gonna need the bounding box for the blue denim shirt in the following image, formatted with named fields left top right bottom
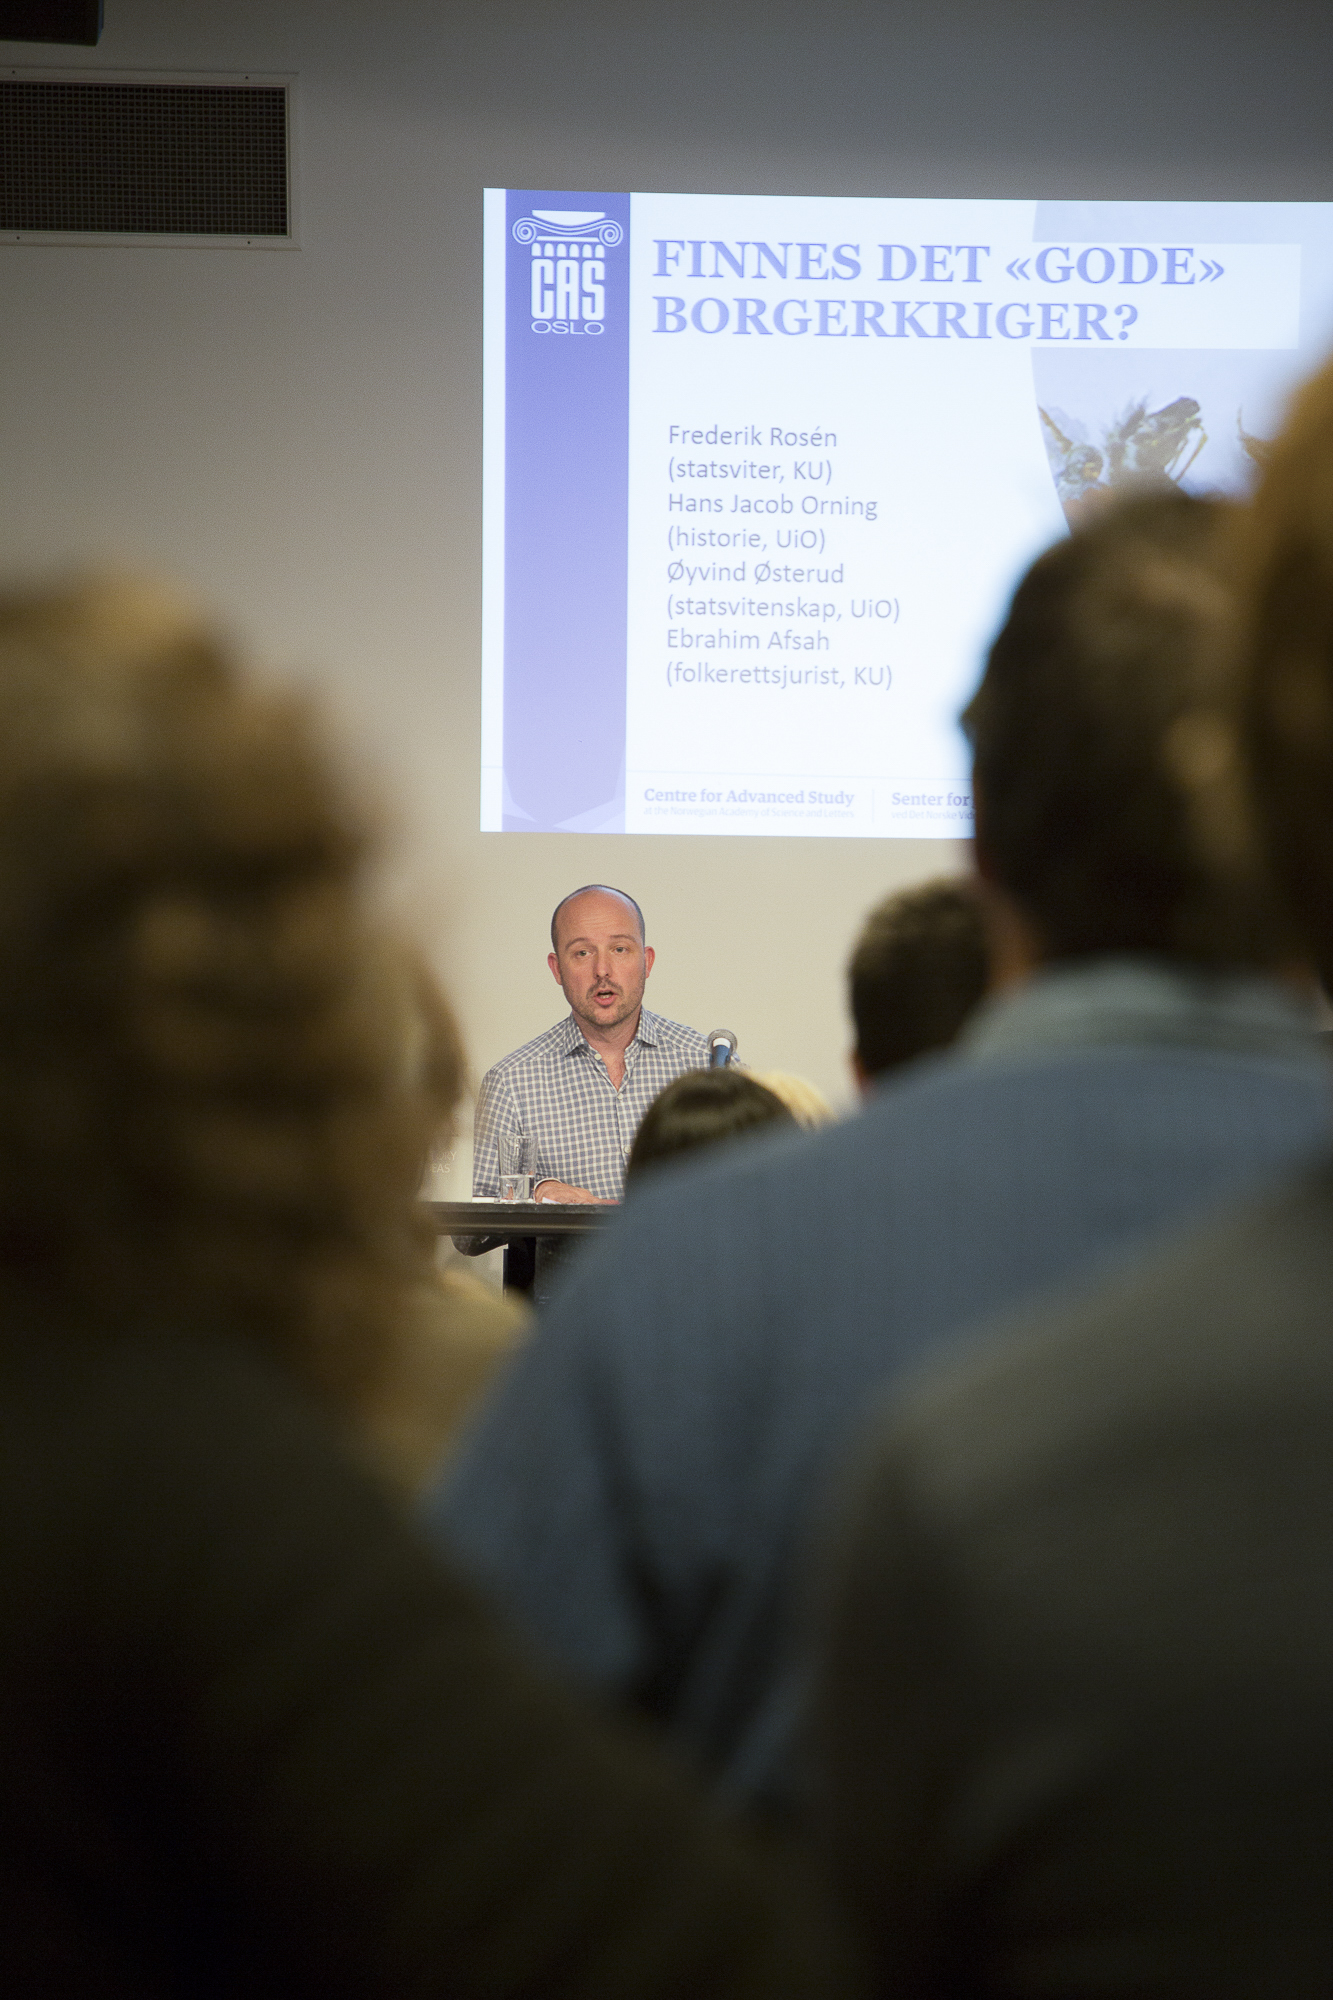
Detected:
left=427, top=958, right=1330, bottom=1808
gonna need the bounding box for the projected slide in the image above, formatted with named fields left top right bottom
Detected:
left=481, top=193, right=1333, bottom=837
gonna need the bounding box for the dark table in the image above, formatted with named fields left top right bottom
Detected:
left=429, top=1200, right=612, bottom=1295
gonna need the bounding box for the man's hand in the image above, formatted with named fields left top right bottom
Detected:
left=533, top=1180, right=612, bottom=1204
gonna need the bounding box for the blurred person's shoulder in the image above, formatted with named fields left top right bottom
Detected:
left=0, top=1322, right=384, bottom=1566
left=869, top=1157, right=1333, bottom=1503
left=612, top=1039, right=984, bottom=1226
left=361, top=1273, right=530, bottom=1495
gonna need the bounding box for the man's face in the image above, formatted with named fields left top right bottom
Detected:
left=549, top=891, right=654, bottom=1034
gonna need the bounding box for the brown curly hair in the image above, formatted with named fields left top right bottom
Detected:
left=0, top=577, right=453, bottom=1411
left=1240, top=358, right=1333, bottom=986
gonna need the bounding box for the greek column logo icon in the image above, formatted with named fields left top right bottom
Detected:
left=513, top=208, right=623, bottom=335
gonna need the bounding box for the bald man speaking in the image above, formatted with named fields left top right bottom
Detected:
left=472, top=885, right=711, bottom=1203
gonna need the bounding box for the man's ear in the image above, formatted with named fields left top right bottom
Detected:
left=851, top=1051, right=872, bottom=1096
left=643, top=945, right=655, bottom=978
left=548, top=950, right=564, bottom=987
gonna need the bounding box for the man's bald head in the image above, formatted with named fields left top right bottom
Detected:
left=550, top=885, right=646, bottom=954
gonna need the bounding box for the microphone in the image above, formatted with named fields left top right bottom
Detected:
left=707, top=1029, right=738, bottom=1069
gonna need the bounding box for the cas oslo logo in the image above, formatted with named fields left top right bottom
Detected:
left=514, top=208, right=623, bottom=336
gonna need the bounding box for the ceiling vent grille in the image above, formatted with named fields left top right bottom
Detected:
left=0, top=78, right=289, bottom=236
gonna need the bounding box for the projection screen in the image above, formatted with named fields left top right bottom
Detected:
left=482, top=192, right=1333, bottom=838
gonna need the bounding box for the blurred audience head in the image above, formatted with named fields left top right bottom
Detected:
left=963, top=490, right=1285, bottom=974
left=751, top=1070, right=835, bottom=1128
left=626, top=1068, right=795, bottom=1185
left=848, top=877, right=989, bottom=1088
left=0, top=576, right=434, bottom=1410
left=383, top=941, right=466, bottom=1179
left=1242, top=357, right=1333, bottom=989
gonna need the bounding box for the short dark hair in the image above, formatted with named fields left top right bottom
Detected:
left=625, top=1069, right=794, bottom=1185
left=848, top=878, right=988, bottom=1077
left=963, top=491, right=1278, bottom=967
left=550, top=884, right=646, bottom=953
left=1242, top=355, right=1333, bottom=985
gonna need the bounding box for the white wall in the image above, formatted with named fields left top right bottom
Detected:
left=2, top=0, right=1329, bottom=1162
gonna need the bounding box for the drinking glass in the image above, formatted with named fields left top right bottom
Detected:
left=498, top=1130, right=537, bottom=1201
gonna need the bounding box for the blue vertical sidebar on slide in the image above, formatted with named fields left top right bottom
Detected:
left=502, top=190, right=631, bottom=832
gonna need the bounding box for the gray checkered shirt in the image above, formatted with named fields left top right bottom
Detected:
left=472, top=1007, right=712, bottom=1201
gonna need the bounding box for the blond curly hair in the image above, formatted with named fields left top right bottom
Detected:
left=0, top=578, right=451, bottom=1412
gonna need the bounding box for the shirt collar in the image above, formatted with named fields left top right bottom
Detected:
left=633, top=1005, right=662, bottom=1048
left=961, top=955, right=1324, bottom=1069
left=556, top=1005, right=661, bottom=1056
